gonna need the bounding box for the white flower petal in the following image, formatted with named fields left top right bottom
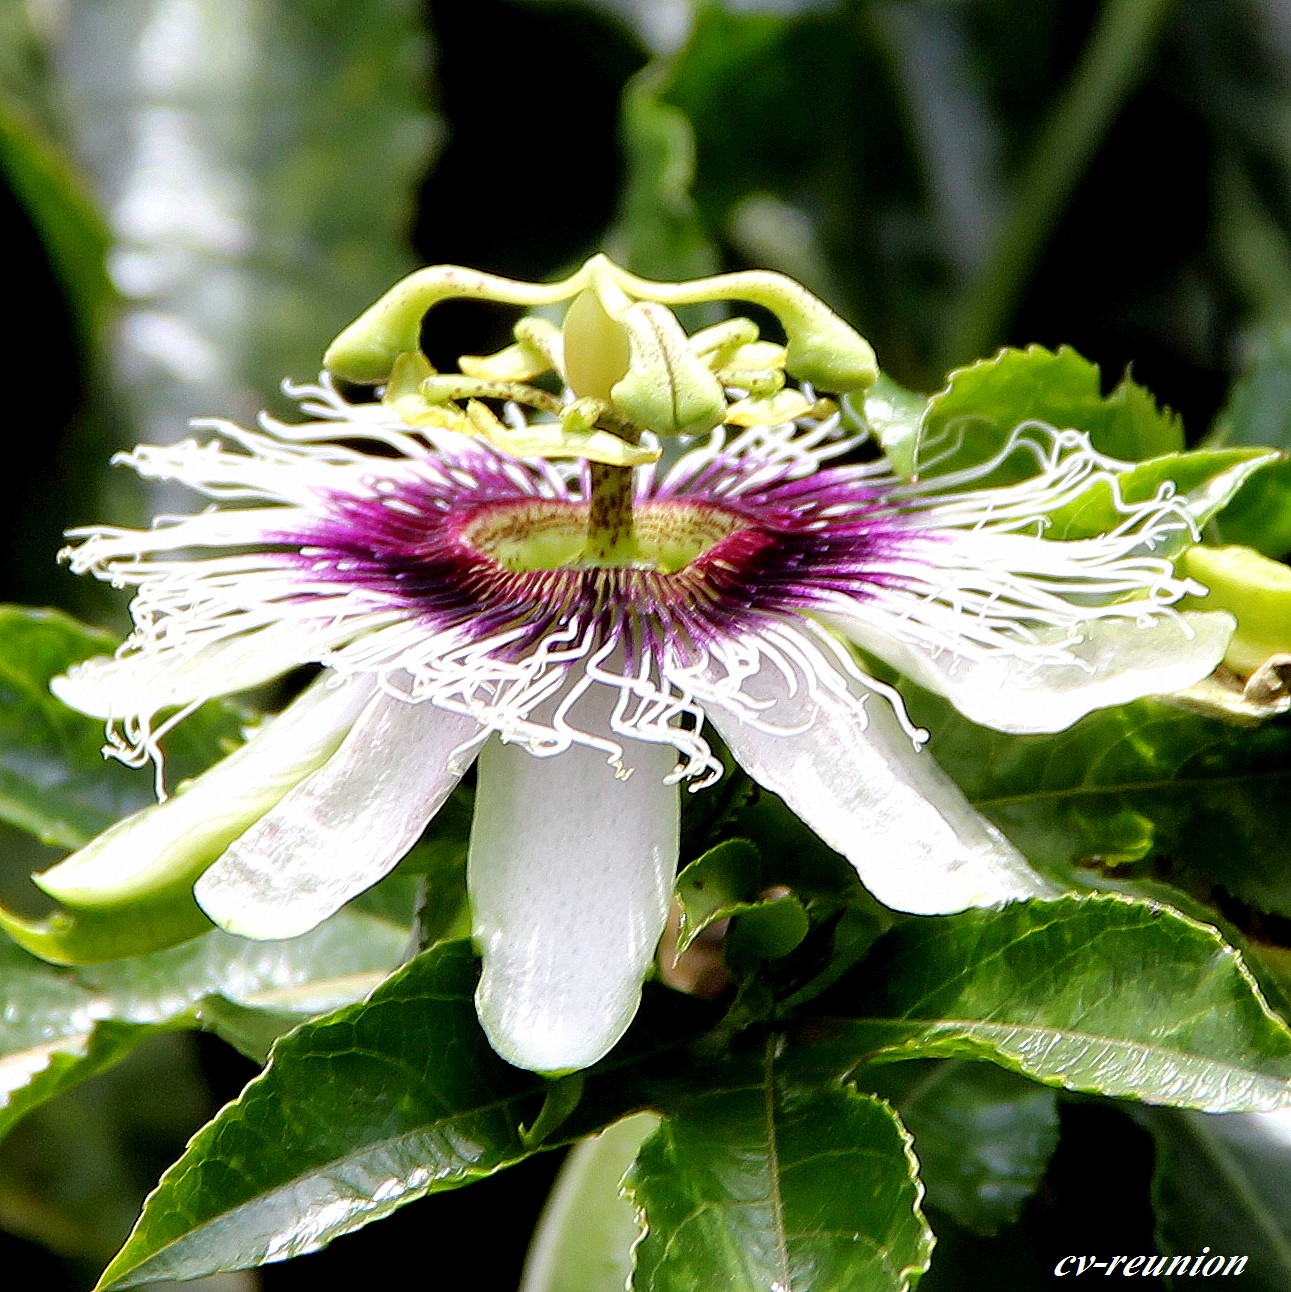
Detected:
left=468, top=729, right=679, bottom=1074
left=695, top=635, right=1054, bottom=915
left=52, top=622, right=323, bottom=721
left=195, top=692, right=481, bottom=940
left=834, top=608, right=1236, bottom=734
left=35, top=675, right=373, bottom=908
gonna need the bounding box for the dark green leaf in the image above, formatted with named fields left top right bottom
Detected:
left=674, top=838, right=808, bottom=962
left=859, top=1060, right=1059, bottom=1236
left=0, top=90, right=112, bottom=350
left=0, top=605, right=246, bottom=851
left=607, top=70, right=720, bottom=290
left=800, top=895, right=1291, bottom=1113
left=94, top=942, right=686, bottom=1289
left=905, top=686, right=1291, bottom=917
left=1142, top=1105, right=1291, bottom=1290
left=0, top=935, right=155, bottom=1141
left=628, top=1043, right=933, bottom=1292
left=919, top=345, right=1183, bottom=484
left=0, top=907, right=407, bottom=1129
left=1211, top=321, right=1291, bottom=558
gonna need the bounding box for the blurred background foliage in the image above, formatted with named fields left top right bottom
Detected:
left=3, top=0, right=1291, bottom=1287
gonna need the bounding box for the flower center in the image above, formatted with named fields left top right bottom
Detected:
left=462, top=499, right=749, bottom=574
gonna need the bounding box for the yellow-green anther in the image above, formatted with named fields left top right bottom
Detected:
left=1183, top=544, right=1291, bottom=674
left=469, top=398, right=658, bottom=467
left=459, top=337, right=552, bottom=383
left=513, top=316, right=564, bottom=370
left=562, top=289, right=632, bottom=403
left=465, top=399, right=512, bottom=440
left=724, top=339, right=788, bottom=372
left=612, top=302, right=727, bottom=438
left=560, top=396, right=611, bottom=436
left=382, top=352, right=469, bottom=430
left=725, top=389, right=822, bottom=428
left=716, top=366, right=786, bottom=397
left=688, top=317, right=760, bottom=360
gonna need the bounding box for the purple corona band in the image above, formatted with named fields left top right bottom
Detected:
left=271, top=435, right=916, bottom=669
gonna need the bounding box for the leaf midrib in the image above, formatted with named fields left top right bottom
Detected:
left=832, top=1015, right=1291, bottom=1106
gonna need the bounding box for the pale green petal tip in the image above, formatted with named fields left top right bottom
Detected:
left=1184, top=544, right=1291, bottom=674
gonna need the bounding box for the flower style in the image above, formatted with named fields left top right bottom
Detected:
left=21, top=262, right=1233, bottom=1074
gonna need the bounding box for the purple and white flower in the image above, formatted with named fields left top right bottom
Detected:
left=48, top=379, right=1231, bottom=1072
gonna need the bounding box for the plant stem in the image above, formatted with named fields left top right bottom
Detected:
left=942, top=0, right=1178, bottom=368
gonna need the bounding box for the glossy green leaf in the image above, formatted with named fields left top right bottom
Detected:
left=801, top=895, right=1291, bottom=1113
left=520, top=1113, right=658, bottom=1292
left=94, top=941, right=681, bottom=1290
left=674, top=838, right=807, bottom=964
left=1043, top=448, right=1278, bottom=547
left=0, top=605, right=246, bottom=851
left=0, top=906, right=407, bottom=1135
left=1211, top=320, right=1291, bottom=558
left=859, top=1060, right=1059, bottom=1236
left=0, top=936, right=152, bottom=1141
left=904, top=685, right=1291, bottom=916
left=1142, top=1106, right=1291, bottom=1290
left=628, top=1043, right=934, bottom=1292
left=919, top=345, right=1183, bottom=484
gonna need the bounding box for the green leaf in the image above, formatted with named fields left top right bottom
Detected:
left=0, top=605, right=245, bottom=851
left=94, top=941, right=685, bottom=1290
left=606, top=69, right=720, bottom=291
left=520, top=1114, right=658, bottom=1292
left=859, top=1060, right=1059, bottom=1236
left=905, top=686, right=1291, bottom=917
left=674, top=838, right=806, bottom=963
left=1211, top=320, right=1291, bottom=558
left=628, top=1041, right=934, bottom=1292
left=1141, top=1106, right=1291, bottom=1290
left=0, top=89, right=113, bottom=350
left=1042, top=448, right=1278, bottom=548
left=920, top=345, right=1184, bottom=484
left=0, top=936, right=156, bottom=1141
left=0, top=906, right=408, bottom=1132
left=675, top=839, right=762, bottom=954
left=800, top=895, right=1291, bottom=1113
left=844, top=374, right=927, bottom=479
